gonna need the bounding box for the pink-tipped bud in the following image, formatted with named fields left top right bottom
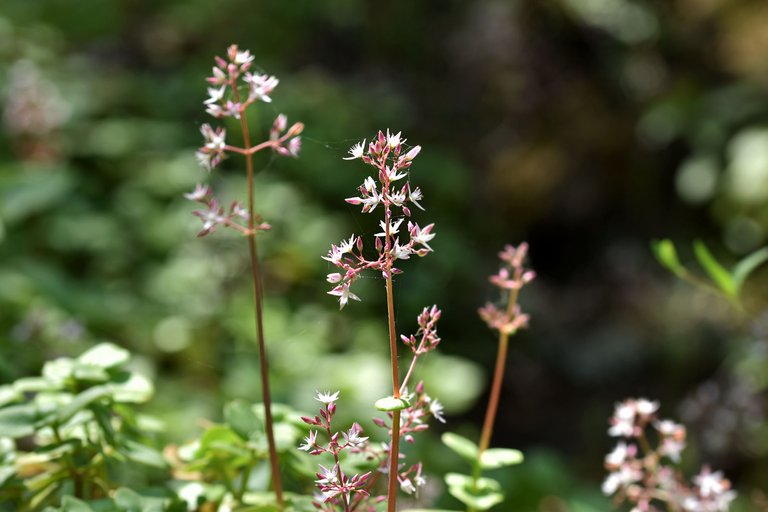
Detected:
left=404, top=145, right=421, bottom=161
left=372, top=417, right=386, bottom=427
left=327, top=273, right=342, bottom=283
left=405, top=434, right=415, bottom=444
left=287, top=122, right=304, bottom=137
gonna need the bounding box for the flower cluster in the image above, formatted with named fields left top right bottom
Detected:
left=184, top=184, right=270, bottom=237
left=300, top=391, right=373, bottom=509
left=400, top=305, right=441, bottom=356
left=186, top=45, right=303, bottom=236
left=324, top=130, right=435, bottom=309
left=479, top=243, right=535, bottom=334
left=604, top=398, right=736, bottom=511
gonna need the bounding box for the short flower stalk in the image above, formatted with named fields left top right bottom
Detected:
left=187, top=45, right=304, bottom=509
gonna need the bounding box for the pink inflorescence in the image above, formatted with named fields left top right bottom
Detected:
left=324, top=130, right=435, bottom=309
left=478, top=242, right=535, bottom=334
left=185, top=44, right=303, bottom=237
left=603, top=398, right=736, bottom=512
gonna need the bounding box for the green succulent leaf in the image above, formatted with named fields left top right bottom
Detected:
left=121, top=439, right=167, bottom=468
left=479, top=448, right=524, bottom=469
left=55, top=385, right=111, bottom=425
left=441, top=432, right=479, bottom=463
left=57, top=495, right=96, bottom=512
left=445, top=473, right=504, bottom=511
left=109, top=373, right=154, bottom=403
left=114, top=487, right=173, bottom=511
left=224, top=400, right=262, bottom=441
left=374, top=396, right=410, bottom=412
left=732, top=246, right=768, bottom=293
left=693, top=240, right=737, bottom=297
left=651, top=239, right=685, bottom=277
left=78, top=342, right=130, bottom=369
left=0, top=403, right=38, bottom=438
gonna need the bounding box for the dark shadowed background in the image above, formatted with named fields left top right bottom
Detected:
left=2, top=0, right=768, bottom=509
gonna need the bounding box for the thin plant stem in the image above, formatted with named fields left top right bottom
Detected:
left=236, top=94, right=284, bottom=508
left=400, top=354, right=419, bottom=395
left=475, top=266, right=523, bottom=488
left=53, top=425, right=82, bottom=499
left=384, top=203, right=402, bottom=512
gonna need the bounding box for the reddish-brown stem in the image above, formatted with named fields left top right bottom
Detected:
left=235, top=91, right=284, bottom=508
left=383, top=177, right=402, bottom=512
left=477, top=267, right=523, bottom=456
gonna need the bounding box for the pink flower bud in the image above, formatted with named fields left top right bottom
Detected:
left=404, top=145, right=421, bottom=161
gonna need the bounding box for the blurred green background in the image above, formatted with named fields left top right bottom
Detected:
left=2, top=0, right=768, bottom=509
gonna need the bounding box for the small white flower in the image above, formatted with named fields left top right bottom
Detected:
left=343, top=139, right=366, bottom=160
left=635, top=398, right=659, bottom=417
left=316, top=464, right=338, bottom=485
left=375, top=218, right=404, bottom=238
left=605, top=442, right=628, bottom=468
left=429, top=398, right=446, bottom=423
left=184, top=184, right=210, bottom=202
left=204, top=86, right=226, bottom=105
left=328, top=282, right=361, bottom=309
left=314, top=391, right=340, bottom=404
left=400, top=478, right=416, bottom=495
left=234, top=49, right=254, bottom=65
left=408, top=185, right=425, bottom=210
left=386, top=129, right=402, bottom=149
left=244, top=73, right=279, bottom=103
left=299, top=430, right=317, bottom=451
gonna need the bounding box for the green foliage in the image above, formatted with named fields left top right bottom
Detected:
left=0, top=343, right=168, bottom=510
left=174, top=401, right=309, bottom=510
left=374, top=395, right=410, bottom=412
left=652, top=238, right=768, bottom=303
left=441, top=433, right=523, bottom=510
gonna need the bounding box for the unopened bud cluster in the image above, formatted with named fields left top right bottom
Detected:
left=323, top=130, right=435, bottom=309
left=604, top=398, right=736, bottom=511
left=479, top=243, right=535, bottom=334
left=400, top=305, right=442, bottom=356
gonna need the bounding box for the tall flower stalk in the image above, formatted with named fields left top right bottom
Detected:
left=476, top=243, right=535, bottom=459
left=186, top=45, right=303, bottom=508
left=442, top=243, right=532, bottom=512
left=324, top=130, right=435, bottom=512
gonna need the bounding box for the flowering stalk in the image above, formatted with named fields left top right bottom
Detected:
left=300, top=386, right=444, bottom=511
left=325, top=130, right=435, bottom=512
left=604, top=398, right=736, bottom=511
left=477, top=244, right=534, bottom=458
left=187, top=45, right=304, bottom=508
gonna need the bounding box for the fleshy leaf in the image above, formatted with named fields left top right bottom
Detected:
left=224, top=400, right=262, bottom=441
left=441, top=432, right=479, bottom=462
left=693, top=240, right=736, bottom=297
left=374, top=396, right=410, bottom=412
left=0, top=403, right=37, bottom=438
left=78, top=342, right=130, bottom=369
left=445, top=473, right=504, bottom=511
left=732, top=246, right=768, bottom=293
left=651, top=239, right=685, bottom=277
left=479, top=448, right=524, bottom=469
left=56, top=386, right=111, bottom=424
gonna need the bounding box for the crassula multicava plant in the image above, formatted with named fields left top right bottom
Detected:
left=442, top=243, right=533, bottom=511
left=186, top=44, right=304, bottom=508
left=323, top=131, right=437, bottom=511
left=604, top=398, right=736, bottom=511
